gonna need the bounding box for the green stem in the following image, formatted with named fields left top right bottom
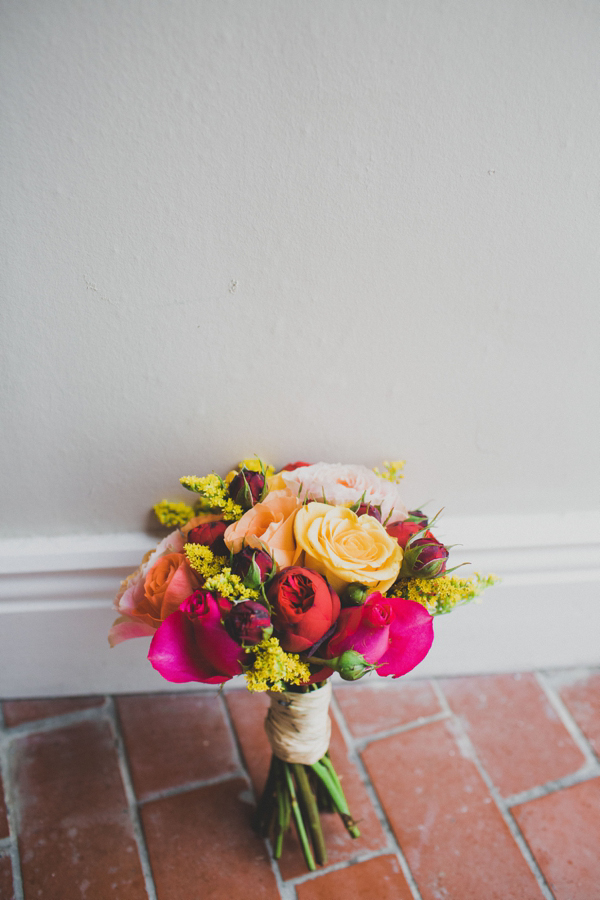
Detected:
left=274, top=759, right=289, bottom=859
left=292, top=764, right=327, bottom=866
left=311, top=758, right=360, bottom=839
left=284, top=763, right=316, bottom=871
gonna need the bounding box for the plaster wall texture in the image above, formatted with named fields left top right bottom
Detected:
left=1, top=0, right=599, bottom=539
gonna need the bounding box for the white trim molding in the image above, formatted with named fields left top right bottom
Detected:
left=1, top=513, right=599, bottom=698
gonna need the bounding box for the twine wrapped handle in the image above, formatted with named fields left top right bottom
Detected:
left=264, top=682, right=332, bottom=765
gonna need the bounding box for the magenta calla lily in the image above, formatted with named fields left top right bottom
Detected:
left=148, top=590, right=245, bottom=684
left=326, top=592, right=434, bottom=678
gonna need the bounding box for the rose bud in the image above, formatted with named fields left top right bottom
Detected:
left=407, top=509, right=429, bottom=528
left=342, top=582, right=369, bottom=607
left=230, top=545, right=276, bottom=589
left=400, top=532, right=449, bottom=578
left=267, top=566, right=341, bottom=653
left=186, top=520, right=229, bottom=557
left=229, top=467, right=267, bottom=509
left=225, top=600, right=273, bottom=646
left=355, top=503, right=382, bottom=522
left=306, top=649, right=375, bottom=680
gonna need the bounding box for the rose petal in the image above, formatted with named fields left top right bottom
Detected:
left=108, top=616, right=157, bottom=647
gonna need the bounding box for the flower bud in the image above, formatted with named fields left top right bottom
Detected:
left=355, top=503, right=382, bottom=522
left=336, top=650, right=375, bottom=681
left=186, top=520, right=229, bottom=557
left=342, top=582, right=369, bottom=607
left=400, top=532, right=449, bottom=578
left=407, top=509, right=429, bottom=528
left=230, top=545, right=276, bottom=588
left=225, top=601, right=273, bottom=645
left=229, top=468, right=267, bottom=509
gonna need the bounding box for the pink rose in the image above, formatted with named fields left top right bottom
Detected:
left=325, top=592, right=433, bottom=678
left=148, top=590, right=245, bottom=684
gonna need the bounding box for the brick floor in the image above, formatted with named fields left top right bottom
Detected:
left=439, top=673, right=585, bottom=797
left=1, top=669, right=599, bottom=899
left=557, top=672, right=600, bottom=757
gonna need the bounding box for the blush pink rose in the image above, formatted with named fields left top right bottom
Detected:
left=281, top=463, right=408, bottom=524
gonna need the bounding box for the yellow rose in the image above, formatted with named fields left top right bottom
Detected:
left=293, top=502, right=403, bottom=594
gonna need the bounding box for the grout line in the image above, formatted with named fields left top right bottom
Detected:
left=138, top=771, right=243, bottom=806
left=1, top=701, right=110, bottom=738
left=431, top=679, right=556, bottom=900
left=535, top=671, right=600, bottom=767
left=353, top=710, right=451, bottom=750
left=506, top=765, right=600, bottom=808
left=105, top=696, right=159, bottom=900
left=0, top=711, right=25, bottom=900
left=322, top=692, right=426, bottom=900
left=219, top=696, right=297, bottom=900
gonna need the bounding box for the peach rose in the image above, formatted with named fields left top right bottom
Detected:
left=111, top=551, right=201, bottom=647
left=224, top=489, right=302, bottom=569
left=293, top=502, right=403, bottom=593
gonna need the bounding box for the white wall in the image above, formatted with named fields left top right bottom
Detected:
left=1, top=0, right=599, bottom=539
left=1, top=2, right=599, bottom=692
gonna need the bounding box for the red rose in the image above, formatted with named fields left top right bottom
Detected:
left=229, top=468, right=267, bottom=509
left=225, top=600, right=273, bottom=645
left=280, top=461, right=311, bottom=471
left=386, top=519, right=423, bottom=548
left=267, top=566, right=340, bottom=653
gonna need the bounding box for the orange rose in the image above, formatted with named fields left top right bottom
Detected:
left=224, top=489, right=302, bottom=569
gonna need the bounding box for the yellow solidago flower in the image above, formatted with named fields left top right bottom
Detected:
left=397, top=573, right=498, bottom=615
left=153, top=500, right=196, bottom=527
left=203, top=569, right=259, bottom=604
left=184, top=544, right=227, bottom=579
left=179, top=474, right=244, bottom=521
left=245, top=637, right=312, bottom=692
left=373, top=460, right=406, bottom=483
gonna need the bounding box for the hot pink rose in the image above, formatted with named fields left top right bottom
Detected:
left=325, top=592, right=433, bottom=678
left=148, top=589, right=245, bottom=684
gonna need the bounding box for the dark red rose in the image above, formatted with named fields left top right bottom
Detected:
left=355, top=503, right=382, bottom=521
left=231, top=545, right=276, bottom=586
left=386, top=519, right=423, bottom=548
left=267, top=566, right=341, bottom=653
left=229, top=468, right=267, bottom=509
left=280, top=461, right=311, bottom=471
left=225, top=600, right=273, bottom=645
left=186, top=520, right=229, bottom=557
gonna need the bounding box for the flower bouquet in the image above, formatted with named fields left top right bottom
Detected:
left=110, top=458, right=495, bottom=871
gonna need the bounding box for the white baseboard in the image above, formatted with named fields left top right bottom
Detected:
left=1, top=514, right=599, bottom=698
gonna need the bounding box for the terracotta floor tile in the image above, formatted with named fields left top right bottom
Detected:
left=558, top=673, right=600, bottom=756
left=296, top=854, right=414, bottom=900
left=513, top=777, right=600, bottom=900
left=141, top=777, right=279, bottom=900
left=0, top=775, right=8, bottom=840
left=116, top=692, right=237, bottom=800
left=225, top=689, right=386, bottom=879
left=2, top=696, right=104, bottom=727
left=334, top=680, right=441, bottom=738
left=439, top=674, right=585, bottom=796
left=11, top=720, right=147, bottom=900
left=0, top=856, right=14, bottom=900
left=363, top=719, right=544, bottom=900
